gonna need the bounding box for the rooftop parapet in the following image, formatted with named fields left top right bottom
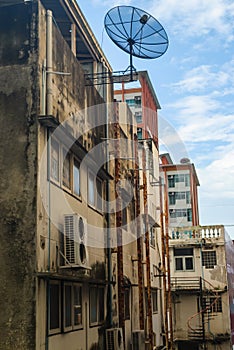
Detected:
left=169, top=225, right=225, bottom=244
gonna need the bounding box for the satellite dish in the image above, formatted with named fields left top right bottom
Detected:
left=104, top=6, right=169, bottom=80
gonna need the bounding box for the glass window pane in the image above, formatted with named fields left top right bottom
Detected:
left=186, top=191, right=191, bottom=204
left=98, top=288, right=104, bottom=322
left=90, top=287, right=97, bottom=323
left=51, top=138, right=59, bottom=181
left=185, top=257, right=193, bottom=270
left=63, top=150, right=71, bottom=188
left=73, top=160, right=80, bottom=196
left=135, top=112, right=142, bottom=123
left=137, top=127, right=142, bottom=140
left=96, top=178, right=102, bottom=211
left=88, top=172, right=95, bottom=206
left=73, top=285, right=82, bottom=326
left=50, top=283, right=60, bottom=330
left=187, top=208, right=192, bottom=221
left=64, top=285, right=72, bottom=328
left=185, top=174, right=190, bottom=186
left=175, top=257, right=183, bottom=270
left=124, top=288, right=130, bottom=320
left=152, top=289, right=158, bottom=313
left=174, top=248, right=193, bottom=256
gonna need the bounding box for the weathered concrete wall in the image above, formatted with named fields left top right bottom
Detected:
left=0, top=3, right=38, bottom=349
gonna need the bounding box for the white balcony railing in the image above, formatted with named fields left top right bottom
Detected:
left=169, top=225, right=224, bottom=241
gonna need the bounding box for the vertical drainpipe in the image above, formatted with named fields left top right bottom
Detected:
left=159, top=177, right=169, bottom=349
left=46, top=10, right=53, bottom=116
left=114, top=103, right=125, bottom=340
left=45, top=10, right=53, bottom=350
left=142, top=143, right=153, bottom=348
left=106, top=101, right=113, bottom=328
left=134, top=135, right=145, bottom=330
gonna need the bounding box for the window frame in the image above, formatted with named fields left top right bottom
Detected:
left=62, top=147, right=71, bottom=190
left=73, top=157, right=81, bottom=197
left=150, top=226, right=156, bottom=248
left=174, top=248, right=194, bottom=272
left=88, top=169, right=103, bottom=212
left=202, top=250, right=217, bottom=269
left=63, top=282, right=83, bottom=332
left=89, top=285, right=105, bottom=326
left=137, top=127, right=143, bottom=140
left=49, top=281, right=61, bottom=335
left=50, top=136, right=60, bottom=184
left=202, top=296, right=222, bottom=313
left=152, top=289, right=158, bottom=314
left=124, top=287, right=130, bottom=320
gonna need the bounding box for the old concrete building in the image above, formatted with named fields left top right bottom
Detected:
left=0, top=1, right=168, bottom=349
left=160, top=154, right=200, bottom=228
left=0, top=0, right=113, bottom=349
left=169, top=225, right=234, bottom=350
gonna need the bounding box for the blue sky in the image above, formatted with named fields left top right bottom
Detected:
left=78, top=0, right=234, bottom=237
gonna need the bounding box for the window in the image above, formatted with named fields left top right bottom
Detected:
left=168, top=175, right=175, bottom=188
left=202, top=296, right=222, bottom=313
left=135, top=96, right=141, bottom=106
left=73, top=159, right=80, bottom=196
left=137, top=127, right=142, bottom=139
left=73, top=285, right=82, bottom=326
left=124, top=288, right=130, bottom=320
left=169, top=209, right=176, bottom=218
left=150, top=226, right=155, bottom=247
left=152, top=289, right=158, bottom=313
left=64, top=283, right=82, bottom=331
left=88, top=171, right=103, bottom=211
left=88, top=171, right=95, bottom=206
left=202, top=251, right=217, bottom=269
left=187, top=208, right=192, bottom=222
left=62, top=149, right=71, bottom=188
left=49, top=282, right=61, bottom=333
left=135, top=112, right=142, bottom=123
left=174, top=174, right=184, bottom=183
left=169, top=192, right=176, bottom=205
left=90, top=285, right=105, bottom=325
left=51, top=138, right=60, bottom=181
left=185, top=174, right=190, bottom=187
left=170, top=209, right=191, bottom=220
left=174, top=248, right=194, bottom=271
left=176, top=192, right=186, bottom=200
left=126, top=98, right=135, bottom=106
left=186, top=191, right=191, bottom=204
left=96, top=178, right=103, bottom=211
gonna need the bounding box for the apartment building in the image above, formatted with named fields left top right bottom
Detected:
left=114, top=70, right=161, bottom=144
left=0, top=0, right=113, bottom=349
left=0, top=1, right=168, bottom=349
left=160, top=154, right=200, bottom=228
left=169, top=225, right=234, bottom=350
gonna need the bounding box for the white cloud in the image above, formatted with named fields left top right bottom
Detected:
left=149, top=0, right=234, bottom=42
left=91, top=0, right=132, bottom=7
left=171, top=65, right=230, bottom=93
left=198, top=149, right=234, bottom=200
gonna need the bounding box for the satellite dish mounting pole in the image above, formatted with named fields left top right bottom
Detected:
left=129, top=41, right=133, bottom=81
left=127, top=37, right=135, bottom=82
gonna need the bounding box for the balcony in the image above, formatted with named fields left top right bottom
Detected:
left=169, top=225, right=224, bottom=242
left=171, top=277, right=200, bottom=291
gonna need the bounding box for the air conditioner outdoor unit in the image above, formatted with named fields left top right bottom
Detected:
left=106, top=328, right=124, bottom=350
left=132, top=330, right=145, bottom=350
left=64, top=214, right=88, bottom=267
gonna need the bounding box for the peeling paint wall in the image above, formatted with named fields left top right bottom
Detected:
left=0, top=3, right=39, bottom=349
